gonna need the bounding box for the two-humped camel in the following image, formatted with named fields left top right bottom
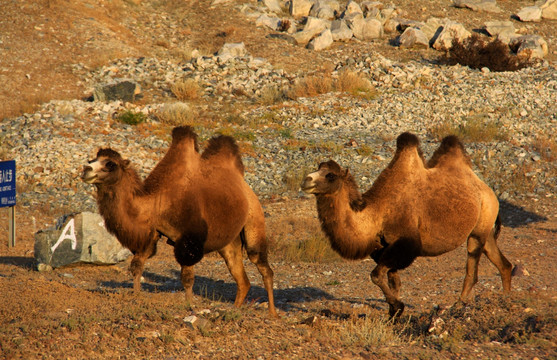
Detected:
left=301, top=133, right=512, bottom=317
left=82, top=126, right=277, bottom=317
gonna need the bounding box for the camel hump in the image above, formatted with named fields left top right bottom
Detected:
left=171, top=126, right=200, bottom=152
left=396, top=132, right=420, bottom=150
left=202, top=135, right=245, bottom=174
left=427, top=135, right=471, bottom=168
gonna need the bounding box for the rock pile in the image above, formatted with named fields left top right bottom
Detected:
left=245, top=0, right=551, bottom=59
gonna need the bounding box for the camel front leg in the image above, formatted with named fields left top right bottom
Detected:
left=460, top=237, right=483, bottom=302
left=129, top=253, right=148, bottom=292
left=387, top=269, right=401, bottom=299
left=180, top=265, right=195, bottom=304
left=371, top=264, right=404, bottom=318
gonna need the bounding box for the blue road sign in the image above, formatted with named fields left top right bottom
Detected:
left=0, top=160, right=16, bottom=207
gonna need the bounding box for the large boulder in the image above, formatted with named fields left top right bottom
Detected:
left=331, top=19, right=354, bottom=41
left=398, top=27, right=430, bottom=48
left=290, top=0, right=314, bottom=17
left=292, top=17, right=331, bottom=45
left=93, top=79, right=141, bottom=103
left=34, top=212, right=132, bottom=270
left=349, top=16, right=383, bottom=40
left=308, top=29, right=334, bottom=50
left=541, top=0, right=557, bottom=19
left=432, top=21, right=471, bottom=51
left=510, top=34, right=548, bottom=59
left=484, top=20, right=516, bottom=37
left=515, top=6, right=543, bottom=22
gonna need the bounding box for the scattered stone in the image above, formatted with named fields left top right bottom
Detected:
left=483, top=20, right=516, bottom=37
left=301, top=315, right=319, bottom=325
left=515, top=6, right=543, bottom=22
left=183, top=315, right=212, bottom=331
left=512, top=264, right=530, bottom=277
left=261, top=0, right=283, bottom=13
left=256, top=14, right=281, bottom=30
left=93, top=79, right=141, bottom=103
left=34, top=212, right=132, bottom=269
left=453, top=0, right=501, bottom=13
left=217, top=42, right=248, bottom=62
left=310, top=0, right=338, bottom=20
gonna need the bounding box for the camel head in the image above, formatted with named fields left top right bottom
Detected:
left=81, top=148, right=131, bottom=186
left=301, top=160, right=349, bottom=195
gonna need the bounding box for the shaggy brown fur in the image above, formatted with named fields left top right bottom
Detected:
left=302, top=132, right=512, bottom=317
left=82, top=126, right=277, bottom=317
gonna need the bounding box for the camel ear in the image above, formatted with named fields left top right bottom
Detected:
left=343, top=169, right=350, bottom=177
left=122, top=159, right=131, bottom=169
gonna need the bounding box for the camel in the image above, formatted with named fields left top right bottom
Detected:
left=81, top=126, right=278, bottom=317
left=301, top=132, right=512, bottom=317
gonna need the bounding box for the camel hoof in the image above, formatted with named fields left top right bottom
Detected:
left=388, top=302, right=405, bottom=318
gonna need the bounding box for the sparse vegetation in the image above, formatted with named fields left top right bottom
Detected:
left=258, top=85, right=287, bottom=105
left=116, top=110, right=146, bottom=125
left=440, top=34, right=534, bottom=72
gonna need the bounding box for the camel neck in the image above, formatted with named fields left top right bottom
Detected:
left=315, top=185, right=382, bottom=260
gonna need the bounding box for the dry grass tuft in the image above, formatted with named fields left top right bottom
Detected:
left=171, top=79, right=202, bottom=101
left=336, top=70, right=377, bottom=99
left=338, top=315, right=409, bottom=347
left=439, top=34, right=533, bottom=72
left=429, top=114, right=508, bottom=142
left=154, top=102, right=195, bottom=126
left=288, top=69, right=376, bottom=100
left=288, top=73, right=334, bottom=99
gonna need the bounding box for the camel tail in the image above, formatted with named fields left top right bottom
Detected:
left=171, top=126, right=200, bottom=152
left=494, top=213, right=502, bottom=240
left=239, top=228, right=247, bottom=250
left=202, top=135, right=245, bottom=174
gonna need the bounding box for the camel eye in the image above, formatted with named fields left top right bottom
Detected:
left=325, top=173, right=337, bottom=181
left=105, top=161, right=117, bottom=171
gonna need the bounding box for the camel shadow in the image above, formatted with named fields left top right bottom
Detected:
left=98, top=270, right=336, bottom=311
left=0, top=256, right=35, bottom=270
left=498, top=199, right=547, bottom=228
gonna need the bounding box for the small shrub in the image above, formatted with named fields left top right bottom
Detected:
left=171, top=79, right=202, bottom=101
left=116, top=110, right=146, bottom=125
left=258, top=85, right=287, bottom=105
left=288, top=73, right=333, bottom=99
left=155, top=102, right=194, bottom=126
left=439, top=34, right=533, bottom=72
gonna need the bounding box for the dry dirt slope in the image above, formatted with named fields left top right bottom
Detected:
left=1, top=0, right=557, bottom=359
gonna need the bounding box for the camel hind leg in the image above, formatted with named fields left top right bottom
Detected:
left=219, top=237, right=251, bottom=308
left=242, top=188, right=278, bottom=317
left=242, top=228, right=278, bottom=318
left=482, top=228, right=512, bottom=293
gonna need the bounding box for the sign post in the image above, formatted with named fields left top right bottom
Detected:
left=0, top=160, right=16, bottom=247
